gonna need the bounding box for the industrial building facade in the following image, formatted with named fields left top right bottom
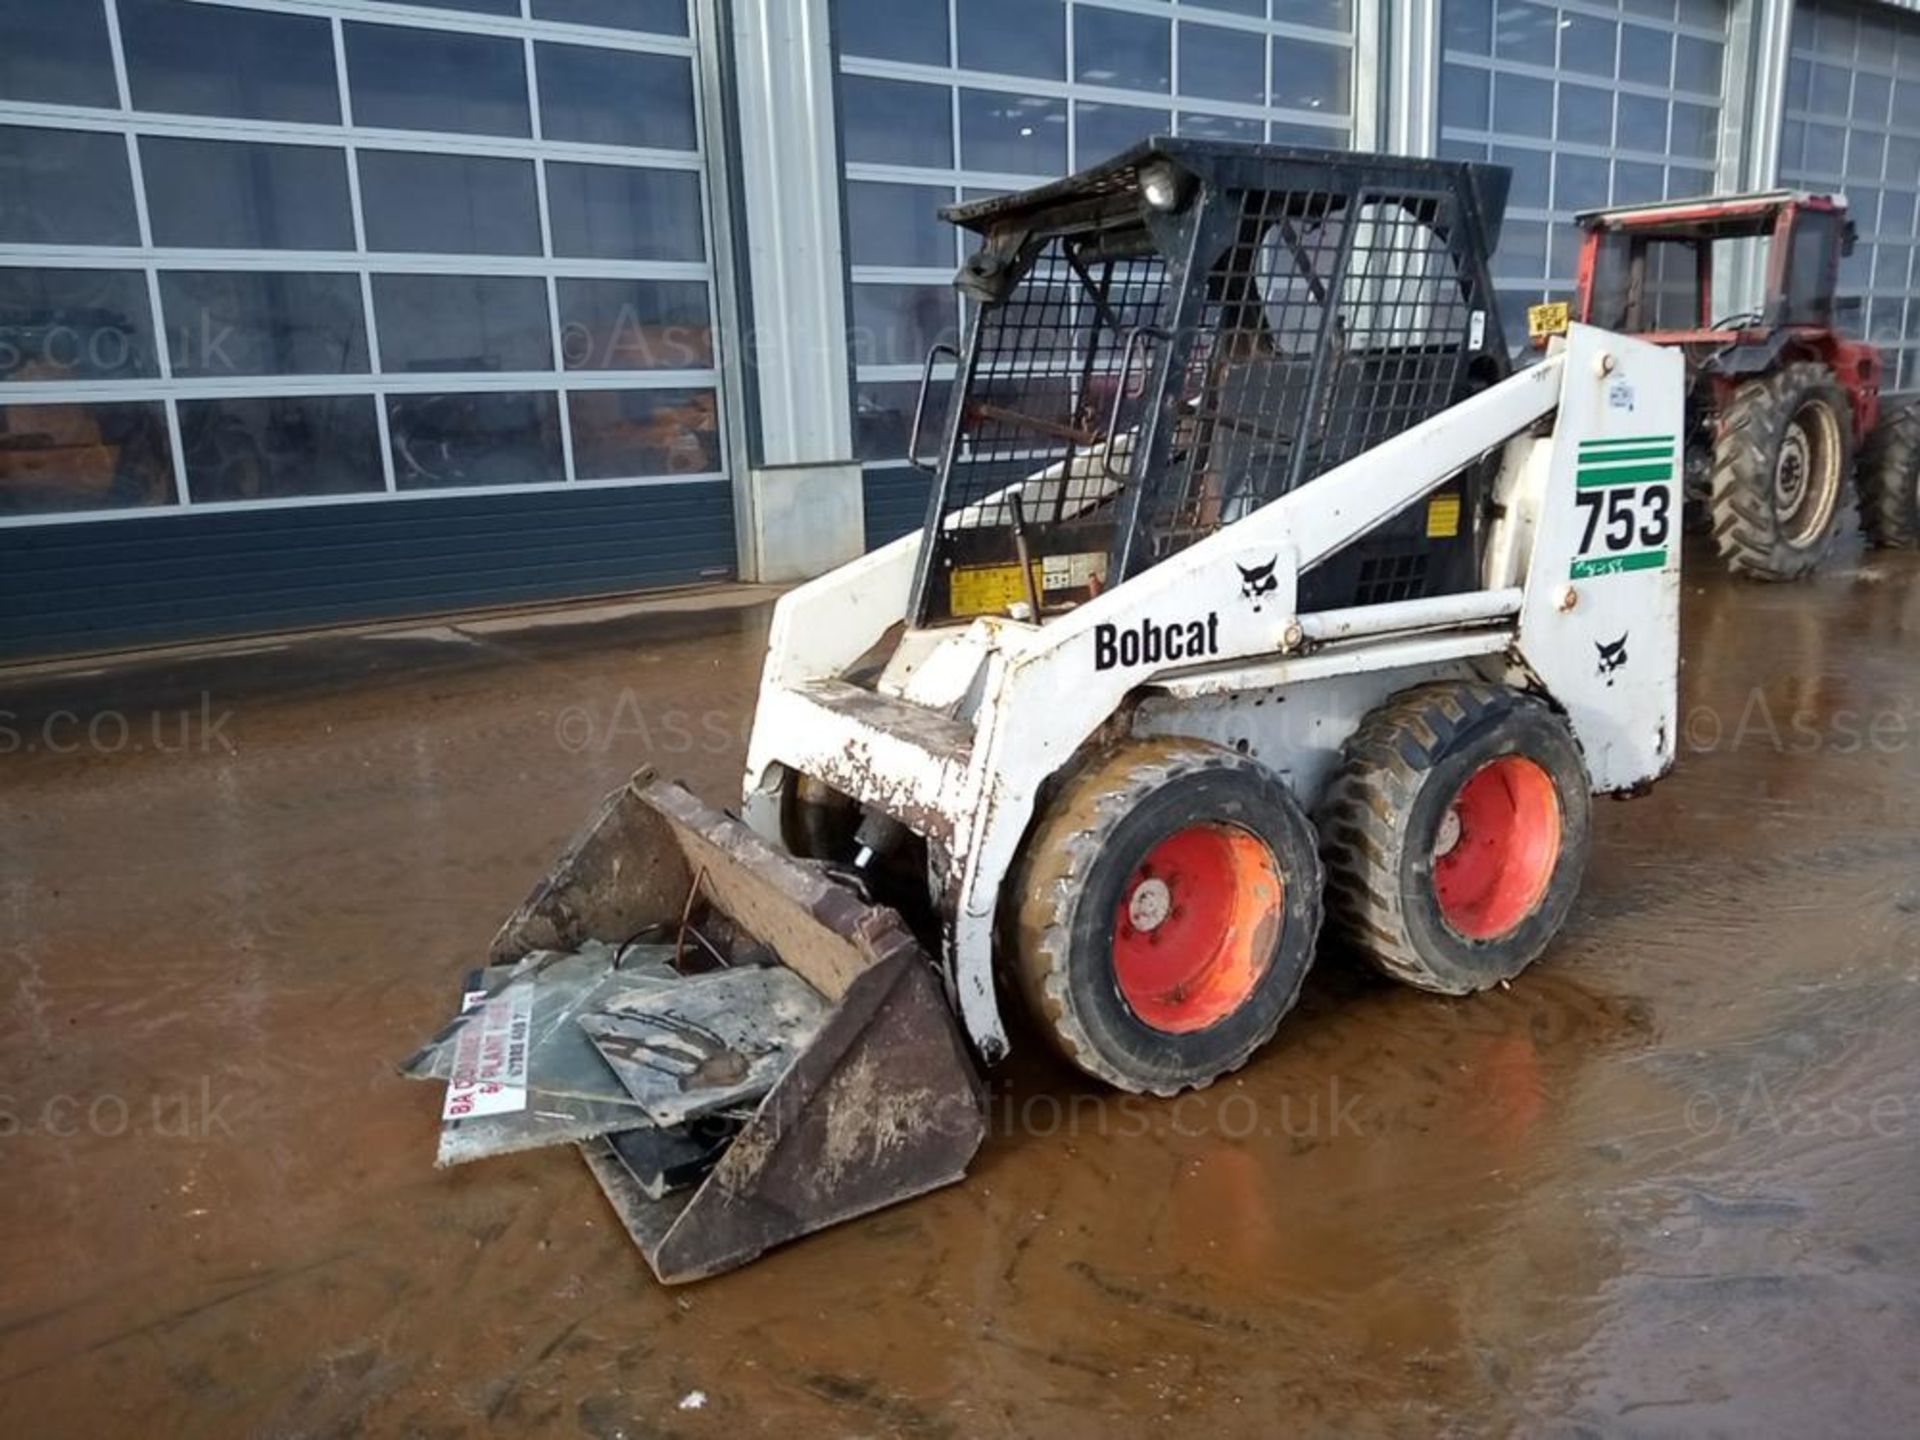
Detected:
left=0, top=0, right=1913, bottom=657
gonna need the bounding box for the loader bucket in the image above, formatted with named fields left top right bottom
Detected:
left=490, top=772, right=987, bottom=1283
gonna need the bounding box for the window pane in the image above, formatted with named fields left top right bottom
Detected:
left=538, top=45, right=696, bottom=151
left=1076, top=102, right=1167, bottom=166
left=1674, top=35, right=1722, bottom=97
left=1181, top=23, right=1265, bottom=105
left=120, top=0, right=340, bottom=125
left=0, top=401, right=176, bottom=516
left=1554, top=154, right=1611, bottom=211
left=833, top=0, right=948, bottom=65
left=1189, top=0, right=1264, bottom=15
left=558, top=277, right=713, bottom=371
left=1620, top=25, right=1672, bottom=86
left=1559, top=83, right=1613, bottom=144
left=846, top=182, right=954, bottom=269
left=380, top=0, right=519, bottom=13
left=1670, top=102, right=1715, bottom=160
left=959, top=0, right=1066, bottom=81
left=1494, top=0, right=1557, bottom=65
left=373, top=274, right=551, bottom=375
left=143, top=138, right=354, bottom=250
left=179, top=395, right=384, bottom=501
left=852, top=283, right=959, bottom=366
left=161, top=271, right=369, bottom=378
left=1440, top=63, right=1489, bottom=131
left=0, top=126, right=138, bottom=246
left=569, top=388, right=720, bottom=479
left=548, top=163, right=704, bottom=261
left=1492, top=72, right=1553, bottom=139
left=1444, top=0, right=1493, bottom=56
left=0, top=0, right=118, bottom=108
left=1075, top=7, right=1171, bottom=92
left=854, top=379, right=924, bottom=462
left=531, top=0, right=688, bottom=35
left=346, top=22, right=530, bottom=138
left=1273, top=0, right=1353, bottom=30
left=1269, top=119, right=1347, bottom=147
left=1271, top=37, right=1351, bottom=114
left=359, top=151, right=541, bottom=255
left=1179, top=111, right=1262, bottom=143
left=1557, top=14, right=1616, bottom=79
left=959, top=90, right=1067, bottom=175
left=1617, top=93, right=1667, bottom=152
left=388, top=391, right=563, bottom=489
left=1493, top=144, right=1550, bottom=208
left=0, top=268, right=158, bottom=383
left=842, top=75, right=954, bottom=169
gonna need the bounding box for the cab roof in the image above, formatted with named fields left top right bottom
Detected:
left=1575, top=189, right=1848, bottom=238
left=939, top=135, right=1512, bottom=250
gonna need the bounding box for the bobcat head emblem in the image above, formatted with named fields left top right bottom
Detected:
left=1238, top=556, right=1279, bottom=611
left=1596, top=634, right=1629, bottom=685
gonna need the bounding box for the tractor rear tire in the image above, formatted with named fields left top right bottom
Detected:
left=1011, top=738, right=1323, bottom=1095
left=1858, top=399, right=1920, bottom=549
left=1317, top=682, right=1591, bottom=995
left=1710, top=361, right=1852, bottom=581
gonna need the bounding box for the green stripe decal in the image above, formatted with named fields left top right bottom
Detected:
left=1576, top=463, right=1674, bottom=487
left=1580, top=434, right=1675, bottom=451
left=1576, top=446, right=1672, bottom=462
left=1572, top=549, right=1668, bottom=579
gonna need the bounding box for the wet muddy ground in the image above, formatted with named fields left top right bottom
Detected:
left=3, top=551, right=1918, bottom=1439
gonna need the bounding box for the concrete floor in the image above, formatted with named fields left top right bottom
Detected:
left=2, top=547, right=1918, bottom=1438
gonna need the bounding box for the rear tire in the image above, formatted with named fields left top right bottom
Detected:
left=1317, top=682, right=1592, bottom=995
left=1012, top=738, right=1323, bottom=1095
left=1858, top=400, right=1920, bottom=549
left=1710, top=362, right=1852, bottom=581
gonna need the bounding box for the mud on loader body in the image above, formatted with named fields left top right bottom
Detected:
left=445, top=140, right=1684, bottom=1281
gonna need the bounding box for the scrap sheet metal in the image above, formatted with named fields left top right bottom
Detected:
left=404, top=941, right=680, bottom=1167
left=578, top=967, right=830, bottom=1128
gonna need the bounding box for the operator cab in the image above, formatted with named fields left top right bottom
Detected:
left=908, top=137, right=1514, bottom=627
left=1554, top=190, right=1856, bottom=356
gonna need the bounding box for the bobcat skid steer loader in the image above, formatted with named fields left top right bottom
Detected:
left=434, top=139, right=1683, bottom=1283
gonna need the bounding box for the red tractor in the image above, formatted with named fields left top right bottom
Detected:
left=1540, top=190, right=1920, bottom=580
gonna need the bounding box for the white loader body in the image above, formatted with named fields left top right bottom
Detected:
left=742, top=324, right=1684, bottom=1061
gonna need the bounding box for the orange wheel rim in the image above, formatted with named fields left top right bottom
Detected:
left=1432, top=756, right=1562, bottom=941
left=1111, top=824, right=1284, bottom=1033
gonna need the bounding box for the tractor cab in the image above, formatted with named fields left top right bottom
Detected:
left=1549, top=191, right=1880, bottom=440
left=908, top=137, right=1514, bottom=627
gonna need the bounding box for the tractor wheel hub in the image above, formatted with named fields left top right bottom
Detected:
left=1127, top=877, right=1173, bottom=932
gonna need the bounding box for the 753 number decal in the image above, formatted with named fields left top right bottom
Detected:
left=1575, top=483, right=1671, bottom=556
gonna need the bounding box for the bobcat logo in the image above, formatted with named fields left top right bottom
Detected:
left=1238, top=556, right=1279, bottom=612
left=1596, top=634, right=1629, bottom=686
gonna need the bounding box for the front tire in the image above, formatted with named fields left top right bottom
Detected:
left=1858, top=399, right=1920, bottom=549
left=1710, top=362, right=1852, bottom=581
left=1011, top=738, right=1324, bottom=1095
left=1317, top=682, right=1592, bottom=995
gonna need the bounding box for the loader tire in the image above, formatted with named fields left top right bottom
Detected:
left=1858, top=399, right=1920, bottom=549
left=1012, top=738, right=1323, bottom=1096
left=1710, top=362, right=1851, bottom=581
left=1317, top=682, right=1591, bottom=995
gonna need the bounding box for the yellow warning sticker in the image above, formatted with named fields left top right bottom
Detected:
left=950, top=563, right=1043, bottom=617
left=1528, top=301, right=1570, bottom=339
left=1427, top=493, right=1463, bottom=539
